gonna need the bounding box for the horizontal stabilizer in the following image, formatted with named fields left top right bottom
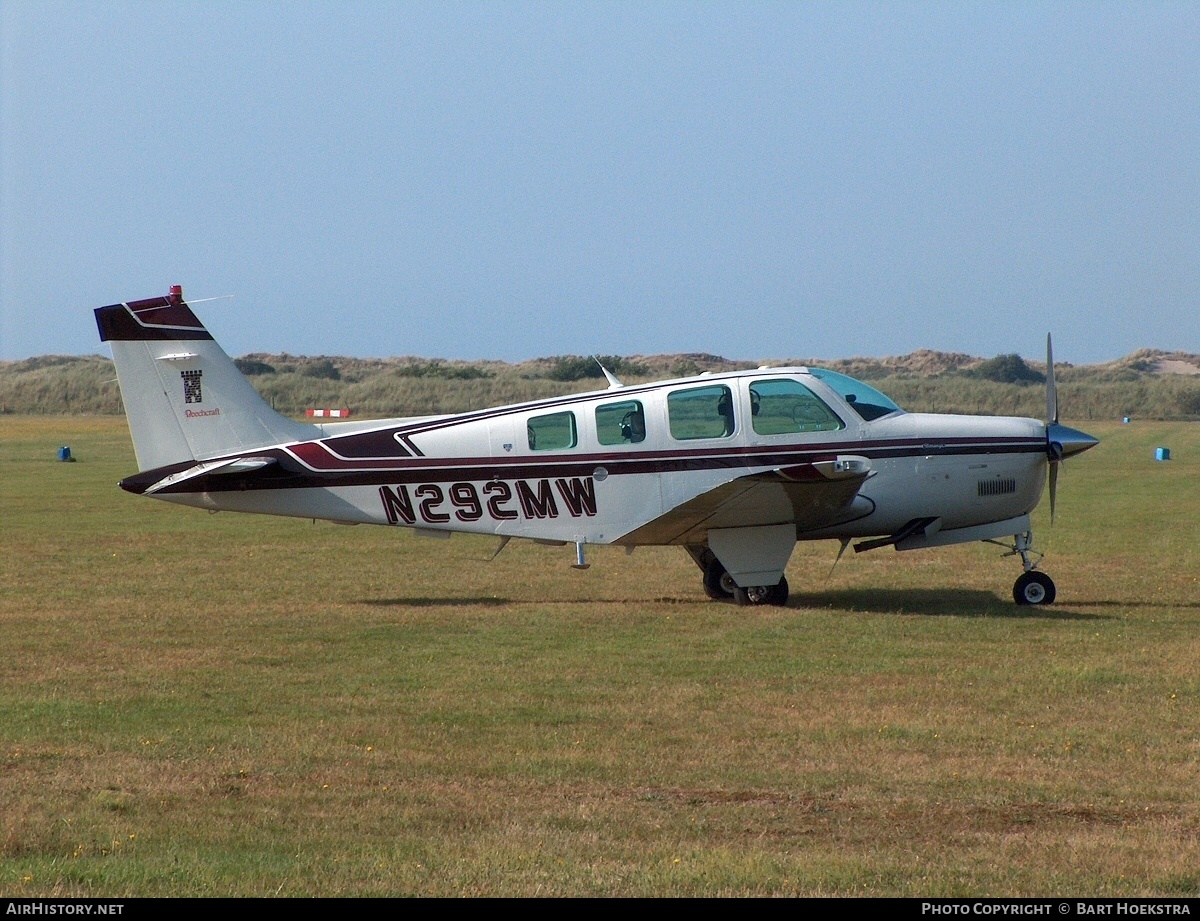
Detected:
left=144, top=456, right=277, bottom=495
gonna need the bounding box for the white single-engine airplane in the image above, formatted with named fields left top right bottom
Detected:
left=96, top=286, right=1097, bottom=606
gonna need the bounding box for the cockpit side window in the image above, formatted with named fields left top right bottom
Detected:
left=808, top=368, right=903, bottom=421
left=749, top=379, right=844, bottom=434
left=527, top=411, right=577, bottom=451
left=596, top=399, right=646, bottom=445
left=668, top=384, right=735, bottom=440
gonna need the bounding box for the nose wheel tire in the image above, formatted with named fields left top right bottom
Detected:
left=1013, top=570, right=1056, bottom=606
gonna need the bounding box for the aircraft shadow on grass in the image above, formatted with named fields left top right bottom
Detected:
left=357, top=587, right=1107, bottom=620
left=361, top=596, right=515, bottom=608
left=786, top=587, right=1106, bottom=620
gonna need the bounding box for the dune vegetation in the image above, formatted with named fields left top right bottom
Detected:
left=3, top=347, right=1200, bottom=421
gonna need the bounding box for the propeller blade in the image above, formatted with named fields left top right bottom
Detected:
left=1048, top=460, right=1059, bottom=524
left=1046, top=333, right=1060, bottom=525
left=1041, top=335, right=1097, bottom=525
left=1045, top=333, right=1058, bottom=425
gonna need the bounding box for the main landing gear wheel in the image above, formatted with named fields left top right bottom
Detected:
left=1013, top=570, right=1056, bottom=606
left=733, top=577, right=789, bottom=607
left=703, top=560, right=736, bottom=600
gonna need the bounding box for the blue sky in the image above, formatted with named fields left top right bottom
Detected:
left=2, top=1, right=1196, bottom=365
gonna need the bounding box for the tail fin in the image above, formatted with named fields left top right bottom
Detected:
left=96, top=285, right=317, bottom=471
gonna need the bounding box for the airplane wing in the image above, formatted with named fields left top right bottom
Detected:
left=619, top=458, right=875, bottom=546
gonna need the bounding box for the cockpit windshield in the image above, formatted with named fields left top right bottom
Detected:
left=809, top=368, right=904, bottom=421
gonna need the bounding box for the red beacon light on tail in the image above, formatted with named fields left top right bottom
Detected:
left=168, top=285, right=183, bottom=305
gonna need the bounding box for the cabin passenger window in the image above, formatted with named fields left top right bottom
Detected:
left=749, top=379, right=844, bottom=435
left=527, top=411, right=577, bottom=451
left=596, top=400, right=646, bottom=445
left=668, top=384, right=735, bottom=440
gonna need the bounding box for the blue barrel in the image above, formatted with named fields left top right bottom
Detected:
left=1155, top=447, right=1171, bottom=461
left=57, top=446, right=72, bottom=462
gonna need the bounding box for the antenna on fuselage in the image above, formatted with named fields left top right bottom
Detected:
left=185, top=294, right=236, bottom=305
left=594, top=357, right=623, bottom=389
left=484, top=536, right=511, bottom=562
left=827, top=538, right=852, bottom=579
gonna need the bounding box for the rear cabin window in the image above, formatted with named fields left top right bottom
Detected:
left=596, top=400, right=646, bottom=445
left=668, top=384, right=735, bottom=440
left=749, top=379, right=844, bottom=435
left=527, top=411, right=577, bottom=451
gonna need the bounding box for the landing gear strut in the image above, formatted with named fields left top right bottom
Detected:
left=988, top=530, right=1057, bottom=606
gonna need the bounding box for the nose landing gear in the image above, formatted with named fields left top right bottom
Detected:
left=988, top=530, right=1057, bottom=605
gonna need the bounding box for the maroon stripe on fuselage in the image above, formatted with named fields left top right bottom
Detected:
left=286, top=429, right=1046, bottom=470
left=301, top=409, right=1047, bottom=466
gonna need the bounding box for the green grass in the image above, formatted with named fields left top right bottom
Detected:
left=2, top=417, right=1199, bottom=896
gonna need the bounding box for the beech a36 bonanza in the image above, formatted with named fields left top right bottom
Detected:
left=96, top=286, right=1097, bottom=607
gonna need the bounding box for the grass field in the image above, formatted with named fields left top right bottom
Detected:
left=2, top=416, right=1198, bottom=897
